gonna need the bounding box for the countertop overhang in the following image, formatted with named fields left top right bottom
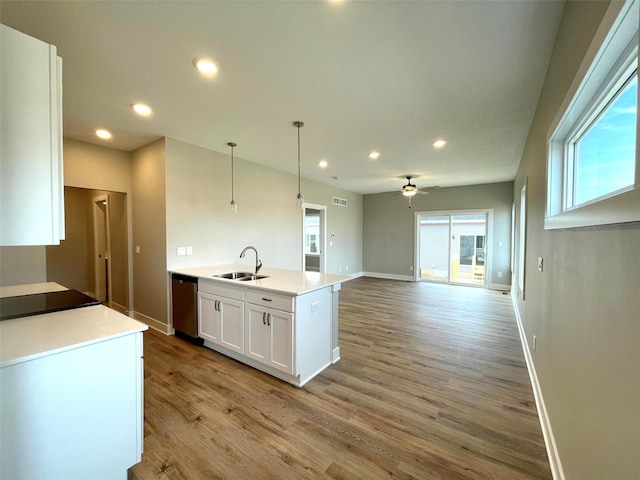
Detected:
left=169, top=264, right=351, bottom=296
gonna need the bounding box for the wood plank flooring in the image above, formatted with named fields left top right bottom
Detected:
left=129, top=277, right=551, bottom=480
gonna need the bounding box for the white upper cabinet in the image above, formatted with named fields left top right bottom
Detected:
left=0, top=24, right=64, bottom=246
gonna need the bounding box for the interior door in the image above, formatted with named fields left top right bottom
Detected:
left=92, top=194, right=111, bottom=302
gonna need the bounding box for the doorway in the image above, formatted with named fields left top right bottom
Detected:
left=415, top=211, right=489, bottom=286
left=93, top=194, right=111, bottom=304
left=45, top=187, right=129, bottom=313
left=302, top=204, right=326, bottom=273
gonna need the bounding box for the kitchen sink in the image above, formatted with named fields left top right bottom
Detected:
left=211, top=272, right=269, bottom=281
left=235, top=275, right=268, bottom=281
left=212, top=271, right=253, bottom=279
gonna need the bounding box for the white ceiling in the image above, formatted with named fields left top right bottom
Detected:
left=1, top=0, right=565, bottom=195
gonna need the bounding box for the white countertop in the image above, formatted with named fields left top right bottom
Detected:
left=170, top=264, right=350, bottom=295
left=0, top=284, right=148, bottom=368
left=0, top=282, right=67, bottom=298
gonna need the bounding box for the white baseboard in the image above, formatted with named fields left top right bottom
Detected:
left=512, top=297, right=564, bottom=480
left=489, top=283, right=511, bottom=291
left=348, top=271, right=364, bottom=279
left=131, top=311, right=172, bottom=335
left=109, top=301, right=128, bottom=315
left=363, top=272, right=414, bottom=282
left=332, top=347, right=341, bottom=364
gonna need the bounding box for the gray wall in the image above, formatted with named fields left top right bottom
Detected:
left=0, top=138, right=133, bottom=287
left=363, top=181, right=513, bottom=288
left=131, top=139, right=168, bottom=327
left=512, top=1, right=640, bottom=478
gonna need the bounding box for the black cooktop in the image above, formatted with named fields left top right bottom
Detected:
left=0, top=289, right=101, bottom=321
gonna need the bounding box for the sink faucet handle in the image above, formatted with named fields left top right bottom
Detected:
left=256, top=258, right=263, bottom=274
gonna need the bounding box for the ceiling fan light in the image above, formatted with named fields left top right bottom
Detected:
left=403, top=190, right=417, bottom=197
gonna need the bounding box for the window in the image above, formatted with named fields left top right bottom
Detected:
left=571, top=72, right=637, bottom=207
left=546, top=0, right=639, bottom=229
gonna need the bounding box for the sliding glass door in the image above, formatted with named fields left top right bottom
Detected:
left=417, top=212, right=488, bottom=286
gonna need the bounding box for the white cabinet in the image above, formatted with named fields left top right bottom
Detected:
left=0, top=331, right=144, bottom=480
left=196, top=277, right=335, bottom=387
left=0, top=25, right=64, bottom=246
left=245, top=302, right=294, bottom=375
left=198, top=282, right=244, bottom=354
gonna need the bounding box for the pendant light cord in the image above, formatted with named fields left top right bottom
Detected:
left=297, top=125, right=301, bottom=197
left=293, top=121, right=304, bottom=201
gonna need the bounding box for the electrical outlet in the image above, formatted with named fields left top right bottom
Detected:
left=409, top=265, right=414, bottom=272
left=533, top=335, right=537, bottom=350
left=346, top=265, right=349, bottom=271
left=497, top=271, right=502, bottom=278
left=135, top=246, right=140, bottom=254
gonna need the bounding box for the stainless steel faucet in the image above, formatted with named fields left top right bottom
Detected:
left=239, top=246, right=262, bottom=275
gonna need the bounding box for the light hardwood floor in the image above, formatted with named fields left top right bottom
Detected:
left=129, top=277, right=551, bottom=480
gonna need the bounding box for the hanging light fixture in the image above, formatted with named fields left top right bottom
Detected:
left=293, top=121, right=305, bottom=209
left=227, top=142, right=238, bottom=213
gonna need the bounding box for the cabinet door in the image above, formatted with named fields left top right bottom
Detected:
left=219, top=297, right=244, bottom=354
left=198, top=291, right=220, bottom=343
left=269, top=309, right=294, bottom=375
left=0, top=25, right=63, bottom=246
left=245, top=305, right=294, bottom=375
left=245, top=304, right=269, bottom=364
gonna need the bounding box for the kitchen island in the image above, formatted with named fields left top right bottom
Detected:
left=170, top=265, right=350, bottom=387
left=0, top=282, right=148, bottom=480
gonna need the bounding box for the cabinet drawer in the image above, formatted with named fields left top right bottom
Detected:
left=198, top=280, right=244, bottom=301
left=246, top=289, right=294, bottom=313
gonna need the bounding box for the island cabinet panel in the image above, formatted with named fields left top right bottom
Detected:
left=189, top=269, right=342, bottom=388
left=198, top=284, right=245, bottom=354
left=0, top=332, right=144, bottom=480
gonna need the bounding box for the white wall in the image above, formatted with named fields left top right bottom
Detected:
left=164, top=137, right=363, bottom=275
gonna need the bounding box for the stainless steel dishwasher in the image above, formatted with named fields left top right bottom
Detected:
left=171, top=274, right=203, bottom=344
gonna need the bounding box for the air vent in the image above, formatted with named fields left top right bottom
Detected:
left=333, top=197, right=348, bottom=207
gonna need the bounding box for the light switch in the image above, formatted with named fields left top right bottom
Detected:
left=186, top=246, right=193, bottom=255
left=177, top=247, right=186, bottom=256
left=135, top=246, right=140, bottom=254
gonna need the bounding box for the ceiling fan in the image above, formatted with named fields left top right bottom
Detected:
left=395, top=176, right=429, bottom=208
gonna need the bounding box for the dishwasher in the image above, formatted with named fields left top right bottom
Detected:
left=171, top=274, right=203, bottom=344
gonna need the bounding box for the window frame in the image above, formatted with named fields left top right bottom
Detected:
left=545, top=0, right=639, bottom=230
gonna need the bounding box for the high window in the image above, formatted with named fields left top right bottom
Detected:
left=546, top=0, right=639, bottom=229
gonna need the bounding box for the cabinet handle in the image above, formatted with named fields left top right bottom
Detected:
left=262, top=312, right=266, bottom=325
left=262, top=297, right=272, bottom=302
left=267, top=313, right=271, bottom=326
left=216, top=300, right=221, bottom=311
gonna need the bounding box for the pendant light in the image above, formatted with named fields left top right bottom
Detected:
left=293, top=121, right=305, bottom=209
left=227, top=142, right=238, bottom=213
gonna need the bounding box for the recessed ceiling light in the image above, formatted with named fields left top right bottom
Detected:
left=192, top=57, right=219, bottom=77
left=369, top=151, right=380, bottom=160
left=318, top=160, right=328, bottom=168
left=95, top=129, right=112, bottom=140
left=433, top=139, right=447, bottom=148
left=131, top=103, right=152, bottom=117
